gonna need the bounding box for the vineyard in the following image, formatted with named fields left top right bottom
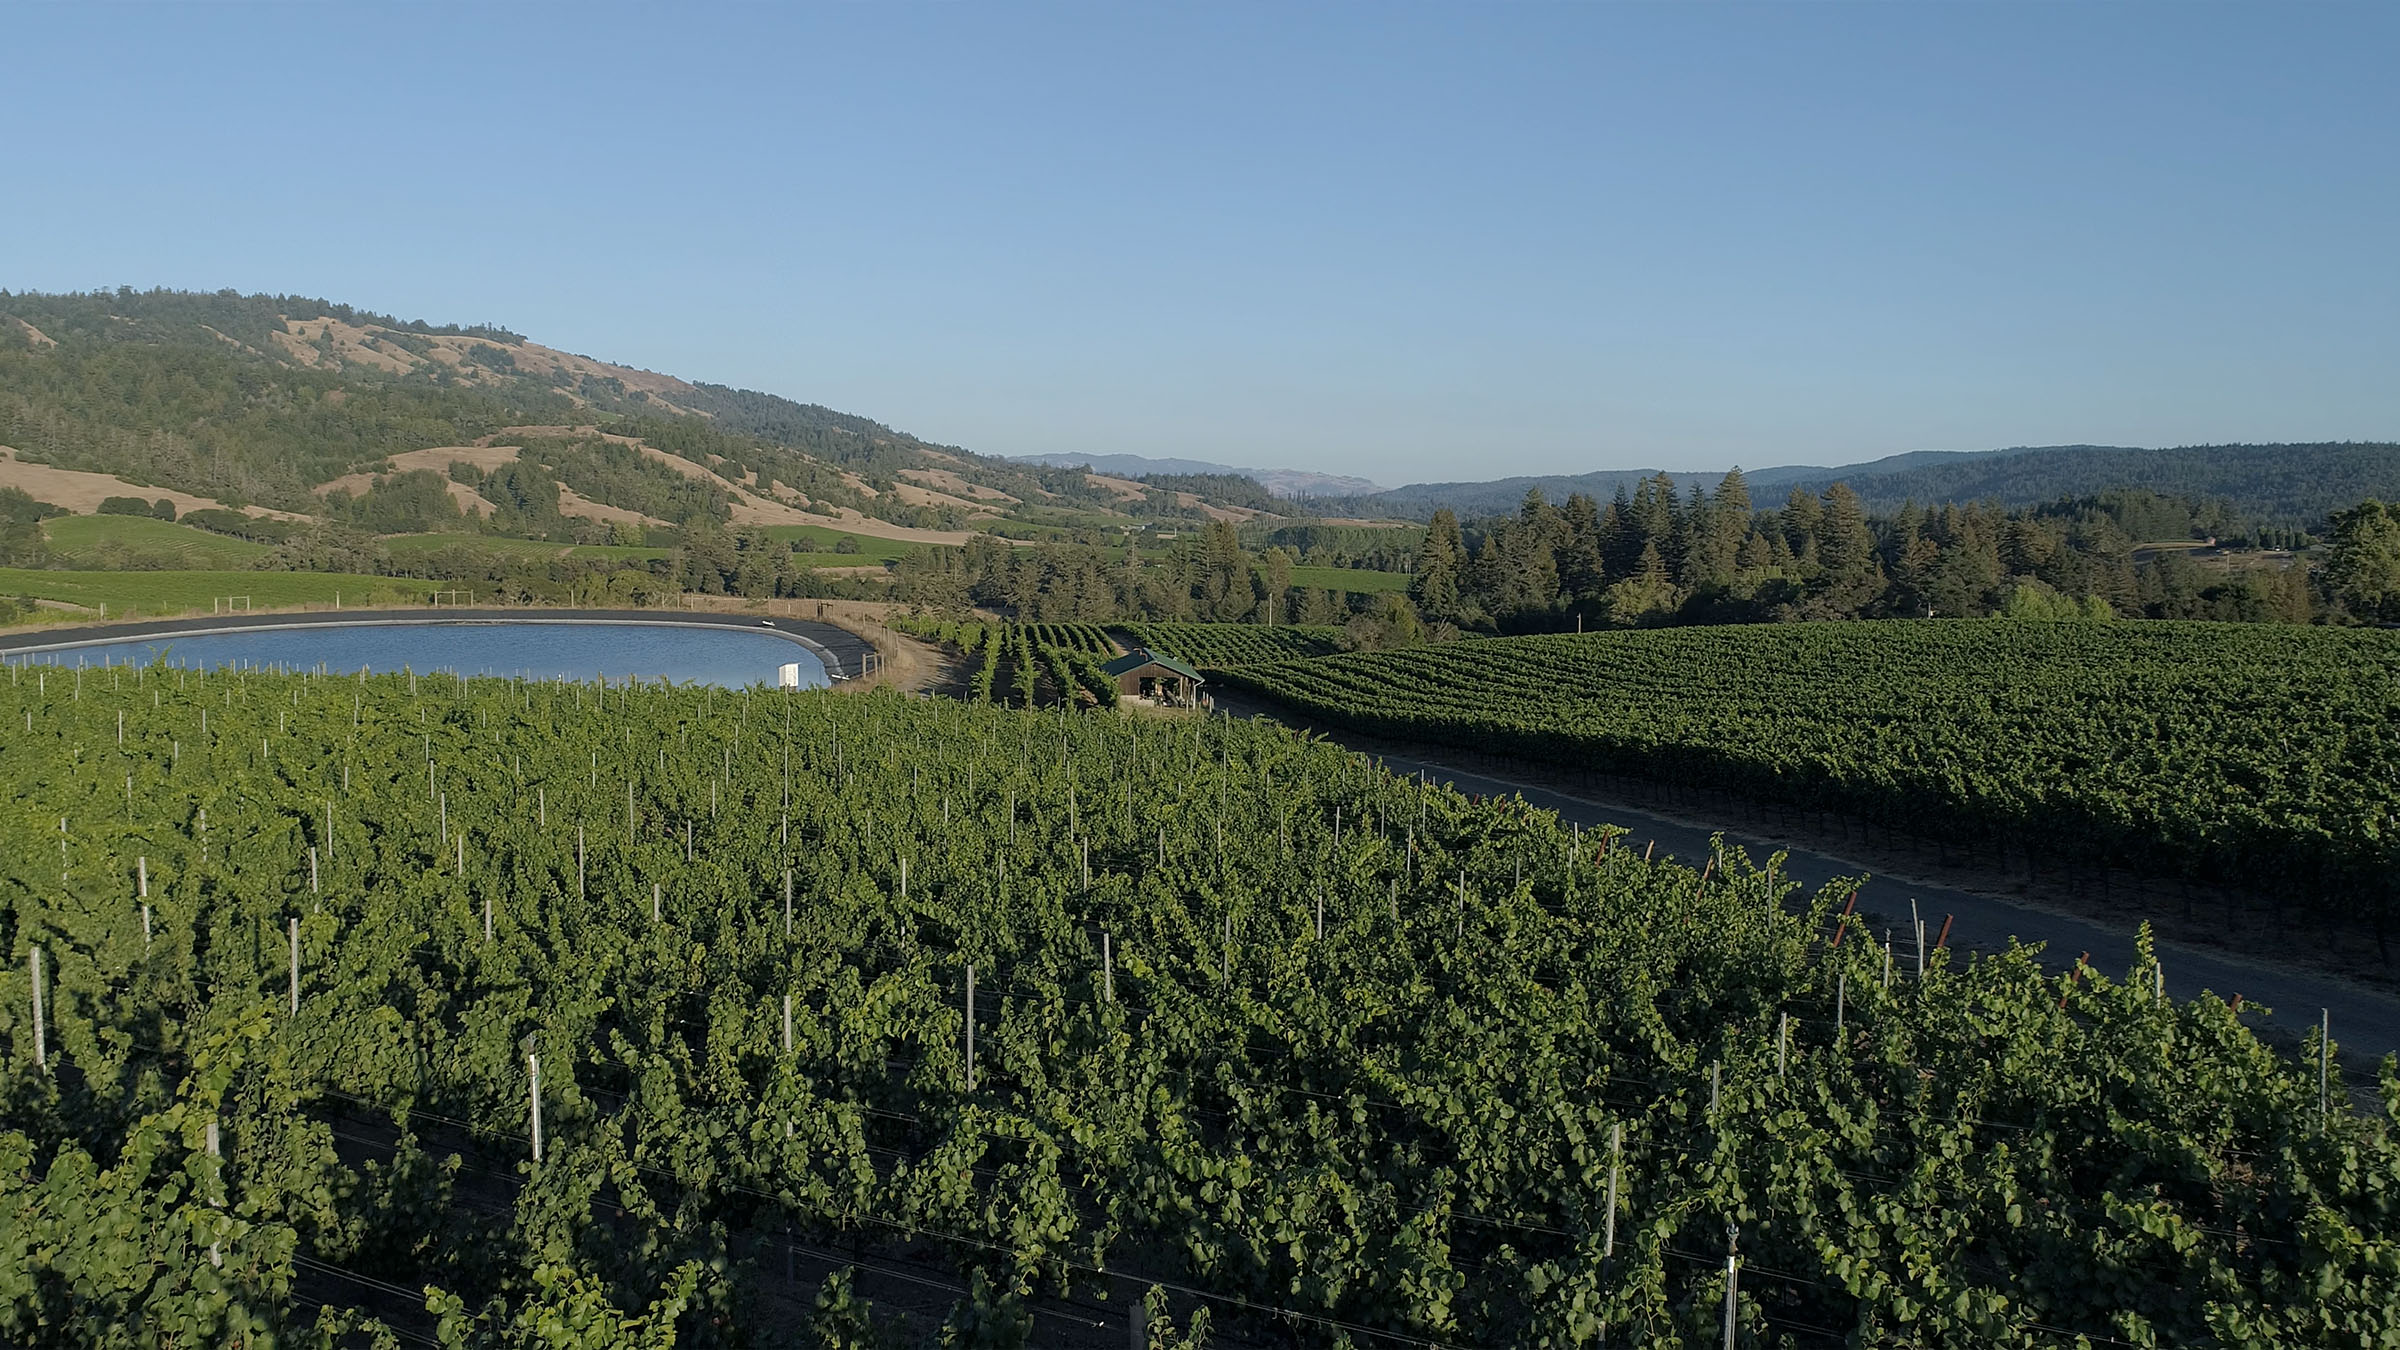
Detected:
left=893, top=619, right=1121, bottom=710
left=1217, top=621, right=2400, bottom=943
left=4, top=659, right=2398, bottom=1347
left=1116, top=624, right=1348, bottom=668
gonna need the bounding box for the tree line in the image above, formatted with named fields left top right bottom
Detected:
left=1406, top=473, right=2352, bottom=633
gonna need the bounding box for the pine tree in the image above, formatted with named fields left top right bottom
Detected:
left=1410, top=508, right=1465, bottom=620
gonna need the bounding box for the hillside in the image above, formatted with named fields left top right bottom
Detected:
left=1777, top=442, right=2400, bottom=524
left=1347, top=442, right=2400, bottom=526
left=0, top=288, right=1278, bottom=539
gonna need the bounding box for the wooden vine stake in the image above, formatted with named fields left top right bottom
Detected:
left=28, top=947, right=44, bottom=1072
left=783, top=994, right=793, bottom=1055
left=1103, top=933, right=1114, bottom=1003
left=1602, top=1121, right=1622, bottom=1263
left=526, top=1037, right=543, bottom=1164
left=287, top=917, right=300, bottom=1014
left=1720, top=1223, right=1740, bottom=1350
left=206, top=1117, right=222, bottom=1266
left=2320, top=1009, right=2331, bottom=1121
left=963, top=965, right=977, bottom=1090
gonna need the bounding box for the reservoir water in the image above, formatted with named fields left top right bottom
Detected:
left=4, top=620, right=831, bottom=688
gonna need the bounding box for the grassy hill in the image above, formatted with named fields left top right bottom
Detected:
left=41, top=514, right=271, bottom=569
left=0, top=288, right=1284, bottom=540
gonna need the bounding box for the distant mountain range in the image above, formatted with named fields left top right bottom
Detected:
left=1338, top=443, right=2400, bottom=527
left=5, top=290, right=2384, bottom=537
left=1002, top=452, right=1385, bottom=501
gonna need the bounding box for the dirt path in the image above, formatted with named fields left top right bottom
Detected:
left=1217, top=688, right=2400, bottom=1067
left=763, top=599, right=965, bottom=695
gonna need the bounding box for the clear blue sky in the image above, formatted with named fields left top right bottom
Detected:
left=4, top=4, right=2394, bottom=485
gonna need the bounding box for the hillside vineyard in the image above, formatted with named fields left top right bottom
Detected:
left=4, top=664, right=2396, bottom=1347
left=1221, top=621, right=2400, bottom=940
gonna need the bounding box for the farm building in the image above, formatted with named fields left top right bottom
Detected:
left=1102, top=649, right=1205, bottom=705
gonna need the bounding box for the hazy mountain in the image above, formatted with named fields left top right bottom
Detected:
left=1342, top=443, right=2398, bottom=527
left=1005, top=451, right=1384, bottom=500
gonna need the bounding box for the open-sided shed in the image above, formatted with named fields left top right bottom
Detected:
left=1101, top=648, right=1205, bottom=705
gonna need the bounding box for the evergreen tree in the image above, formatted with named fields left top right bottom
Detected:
left=1816, top=483, right=1876, bottom=580
left=1555, top=492, right=1608, bottom=613
left=1410, top=508, right=1466, bottom=620
left=2321, top=498, right=2400, bottom=622
left=1780, top=487, right=1822, bottom=565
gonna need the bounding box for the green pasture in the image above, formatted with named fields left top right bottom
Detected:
left=754, top=525, right=918, bottom=560
left=0, top=569, right=429, bottom=623
left=378, top=533, right=673, bottom=564
left=1287, top=564, right=1410, bottom=595
left=42, top=515, right=273, bottom=569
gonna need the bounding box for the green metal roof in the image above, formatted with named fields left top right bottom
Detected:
left=1102, top=648, right=1205, bottom=683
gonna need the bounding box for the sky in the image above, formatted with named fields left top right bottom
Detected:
left=3, top=4, right=2395, bottom=485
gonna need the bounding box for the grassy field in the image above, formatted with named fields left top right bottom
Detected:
left=789, top=553, right=897, bottom=571
left=755, top=525, right=918, bottom=560
left=380, top=531, right=891, bottom=571
left=378, top=533, right=673, bottom=563
left=1288, top=564, right=1410, bottom=595
left=0, top=569, right=429, bottom=622
left=42, top=515, right=273, bottom=569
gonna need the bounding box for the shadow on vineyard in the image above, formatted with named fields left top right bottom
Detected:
left=5, top=659, right=2398, bottom=1347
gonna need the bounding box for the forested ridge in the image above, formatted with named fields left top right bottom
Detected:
left=5, top=664, right=2397, bottom=1346
left=1344, top=444, right=2400, bottom=528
